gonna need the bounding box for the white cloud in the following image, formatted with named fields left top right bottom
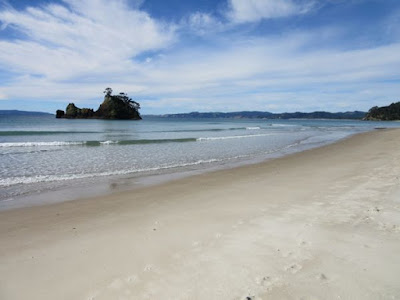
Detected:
left=184, top=12, right=225, bottom=35
left=227, top=0, right=314, bottom=23
left=136, top=33, right=400, bottom=112
left=0, top=0, right=175, bottom=80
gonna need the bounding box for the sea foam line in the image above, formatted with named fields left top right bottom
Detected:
left=154, top=126, right=262, bottom=133
left=0, top=138, right=196, bottom=147
left=0, top=141, right=84, bottom=147
left=0, top=134, right=273, bottom=147
left=197, top=133, right=273, bottom=141
left=246, top=126, right=261, bottom=130
left=0, top=159, right=224, bottom=187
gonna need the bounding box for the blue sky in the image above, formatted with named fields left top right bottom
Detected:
left=0, top=0, right=399, bottom=114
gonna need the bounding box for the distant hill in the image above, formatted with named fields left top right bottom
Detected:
left=364, top=102, right=400, bottom=121
left=157, top=111, right=366, bottom=120
left=0, top=110, right=53, bottom=116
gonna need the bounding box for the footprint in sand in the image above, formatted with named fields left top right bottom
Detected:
left=152, top=220, right=161, bottom=231
left=284, top=263, right=302, bottom=274
left=318, top=273, right=328, bottom=281
left=379, top=223, right=400, bottom=233
left=143, top=264, right=153, bottom=272
left=143, top=264, right=160, bottom=274
left=255, top=276, right=273, bottom=286
left=298, top=240, right=309, bottom=247
left=241, top=294, right=262, bottom=300
left=125, top=274, right=138, bottom=283
left=215, top=233, right=222, bottom=239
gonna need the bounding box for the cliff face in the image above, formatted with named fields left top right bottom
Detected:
left=56, top=91, right=141, bottom=120
left=364, top=102, right=400, bottom=121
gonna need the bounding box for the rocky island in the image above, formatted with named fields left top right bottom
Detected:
left=56, top=88, right=141, bottom=120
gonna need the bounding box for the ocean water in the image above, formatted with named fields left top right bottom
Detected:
left=1, top=115, right=399, bottom=209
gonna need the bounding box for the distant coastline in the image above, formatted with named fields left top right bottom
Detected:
left=148, top=110, right=366, bottom=120
left=1, top=109, right=367, bottom=120
left=0, top=110, right=53, bottom=116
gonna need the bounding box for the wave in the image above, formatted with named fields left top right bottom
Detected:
left=0, top=138, right=197, bottom=148
left=0, top=158, right=223, bottom=187
left=269, top=124, right=299, bottom=127
left=0, top=131, right=98, bottom=136
left=0, top=136, right=319, bottom=188
left=0, top=141, right=84, bottom=147
left=0, top=148, right=62, bottom=156
left=197, top=133, right=273, bottom=141
left=246, top=127, right=261, bottom=130
left=0, top=133, right=274, bottom=148
left=155, top=128, right=227, bottom=133
left=118, top=138, right=196, bottom=145
left=154, top=126, right=261, bottom=133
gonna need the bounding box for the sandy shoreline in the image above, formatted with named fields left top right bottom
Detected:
left=1, top=129, right=400, bottom=299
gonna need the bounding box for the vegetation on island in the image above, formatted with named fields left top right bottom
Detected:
left=363, top=102, right=400, bottom=121
left=56, top=88, right=141, bottom=120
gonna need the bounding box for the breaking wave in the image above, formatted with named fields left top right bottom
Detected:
left=0, top=138, right=197, bottom=147
left=0, top=134, right=274, bottom=147
left=0, top=158, right=223, bottom=187
left=197, top=133, right=273, bottom=141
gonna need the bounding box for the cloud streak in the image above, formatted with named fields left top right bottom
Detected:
left=0, top=0, right=175, bottom=80
left=227, top=0, right=315, bottom=23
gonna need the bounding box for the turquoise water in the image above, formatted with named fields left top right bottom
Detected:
left=1, top=115, right=399, bottom=207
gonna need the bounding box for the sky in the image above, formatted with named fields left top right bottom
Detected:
left=0, top=0, right=399, bottom=114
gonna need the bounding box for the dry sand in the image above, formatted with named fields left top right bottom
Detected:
left=1, top=129, right=400, bottom=300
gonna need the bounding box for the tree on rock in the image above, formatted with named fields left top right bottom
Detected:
left=96, top=89, right=141, bottom=119
left=104, top=87, right=113, bottom=96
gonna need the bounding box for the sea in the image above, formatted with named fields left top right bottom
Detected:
left=1, top=114, right=399, bottom=210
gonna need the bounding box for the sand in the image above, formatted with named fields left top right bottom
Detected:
left=0, top=129, right=400, bottom=300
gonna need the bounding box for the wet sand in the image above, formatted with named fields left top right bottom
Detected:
left=1, top=129, right=399, bottom=299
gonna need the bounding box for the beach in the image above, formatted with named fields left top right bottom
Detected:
left=1, top=128, right=399, bottom=299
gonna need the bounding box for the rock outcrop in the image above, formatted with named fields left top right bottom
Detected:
left=56, top=88, right=141, bottom=120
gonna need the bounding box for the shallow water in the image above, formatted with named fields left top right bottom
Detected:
left=1, top=115, right=399, bottom=208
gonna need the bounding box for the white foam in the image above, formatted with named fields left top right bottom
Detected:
left=197, top=133, right=273, bottom=141
left=0, top=158, right=225, bottom=187
left=246, top=127, right=261, bottom=130
left=0, top=141, right=84, bottom=147
left=271, top=124, right=297, bottom=127
left=100, top=140, right=118, bottom=145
